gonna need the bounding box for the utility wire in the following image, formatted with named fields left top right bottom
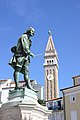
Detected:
left=34, top=53, right=44, bottom=57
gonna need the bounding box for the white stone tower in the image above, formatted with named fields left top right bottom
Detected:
left=44, top=31, right=59, bottom=101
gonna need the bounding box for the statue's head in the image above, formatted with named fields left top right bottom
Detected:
left=25, top=27, right=35, bottom=36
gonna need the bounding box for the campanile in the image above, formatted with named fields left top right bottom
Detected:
left=44, top=31, right=59, bottom=101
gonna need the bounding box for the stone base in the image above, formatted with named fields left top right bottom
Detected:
left=0, top=102, right=51, bottom=120
left=0, top=87, right=51, bottom=120
left=1, top=87, right=37, bottom=108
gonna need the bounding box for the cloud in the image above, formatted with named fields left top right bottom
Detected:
left=2, top=0, right=44, bottom=24
left=0, top=24, right=11, bottom=32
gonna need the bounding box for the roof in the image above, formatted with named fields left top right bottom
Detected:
left=0, top=80, right=7, bottom=82
left=0, top=80, right=25, bottom=84
left=46, top=97, right=62, bottom=102
left=46, top=34, right=55, bottom=51
left=60, top=84, right=80, bottom=92
left=72, top=75, right=80, bottom=79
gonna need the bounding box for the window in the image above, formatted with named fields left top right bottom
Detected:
left=48, top=101, right=53, bottom=110
left=50, top=81, right=52, bottom=98
left=70, top=94, right=76, bottom=102
left=78, top=78, right=80, bottom=84
left=47, top=60, right=49, bottom=64
left=6, top=83, right=8, bottom=86
left=0, top=91, right=1, bottom=102
left=50, top=69, right=52, bottom=74
left=71, top=111, right=77, bottom=120
left=50, top=60, right=51, bottom=64
left=47, top=70, right=48, bottom=75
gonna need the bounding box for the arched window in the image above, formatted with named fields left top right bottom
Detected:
left=50, top=69, right=52, bottom=74
left=47, top=70, right=48, bottom=75
left=50, top=60, right=51, bottom=64
left=47, top=60, right=49, bottom=64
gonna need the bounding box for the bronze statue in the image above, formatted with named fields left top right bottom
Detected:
left=9, top=27, right=35, bottom=91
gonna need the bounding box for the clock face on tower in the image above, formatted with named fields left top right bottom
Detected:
left=47, top=74, right=54, bottom=80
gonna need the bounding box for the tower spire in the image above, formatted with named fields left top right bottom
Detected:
left=44, top=31, right=59, bottom=101
left=46, top=31, right=55, bottom=51
left=48, top=30, right=52, bottom=36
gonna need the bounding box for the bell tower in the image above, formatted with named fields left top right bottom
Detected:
left=44, top=31, right=59, bottom=101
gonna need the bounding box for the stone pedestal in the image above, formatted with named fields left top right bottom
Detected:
left=0, top=87, right=51, bottom=120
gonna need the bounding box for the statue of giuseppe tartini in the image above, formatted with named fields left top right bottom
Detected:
left=9, top=27, right=36, bottom=91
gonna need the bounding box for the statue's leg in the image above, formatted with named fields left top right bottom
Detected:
left=14, top=70, right=19, bottom=89
left=24, top=72, right=38, bottom=92
left=24, top=65, right=31, bottom=89
left=23, top=63, right=37, bottom=92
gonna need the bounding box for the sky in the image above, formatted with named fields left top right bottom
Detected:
left=0, top=0, right=80, bottom=96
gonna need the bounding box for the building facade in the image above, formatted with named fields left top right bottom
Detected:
left=44, top=32, right=59, bottom=101
left=48, top=110, right=64, bottom=120
left=46, top=97, right=64, bottom=120
left=31, top=80, right=44, bottom=100
left=61, top=75, right=80, bottom=120
left=72, top=75, right=80, bottom=86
